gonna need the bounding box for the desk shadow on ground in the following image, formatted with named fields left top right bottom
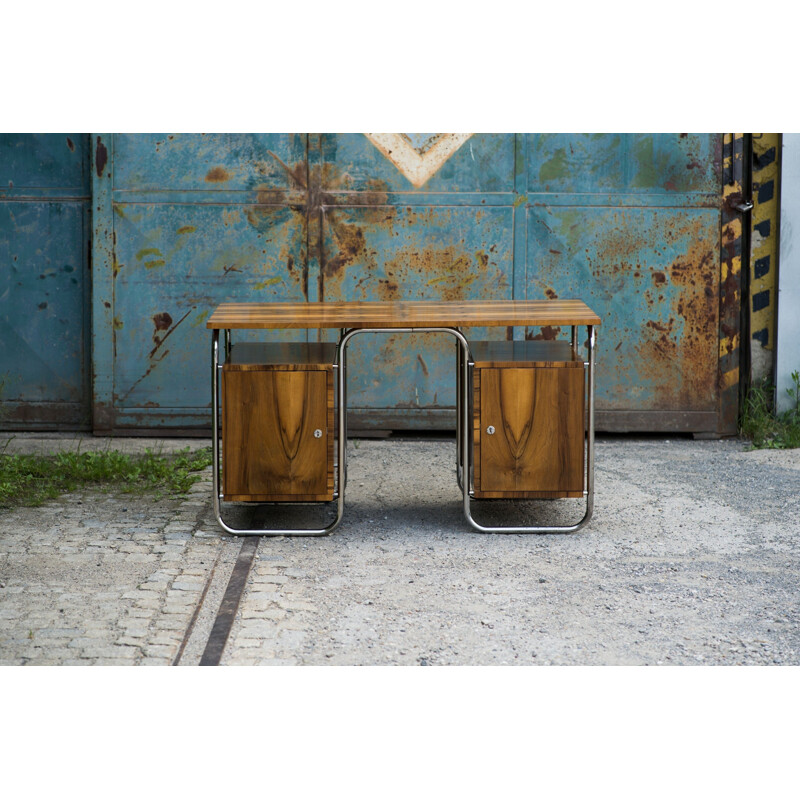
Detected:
left=217, top=438, right=587, bottom=537
left=219, top=501, right=339, bottom=533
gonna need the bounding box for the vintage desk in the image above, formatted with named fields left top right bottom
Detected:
left=207, top=300, right=601, bottom=536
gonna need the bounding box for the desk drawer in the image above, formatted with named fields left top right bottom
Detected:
left=222, top=343, right=335, bottom=501
left=471, top=341, right=585, bottom=499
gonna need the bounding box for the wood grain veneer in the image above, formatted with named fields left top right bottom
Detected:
left=222, top=344, right=334, bottom=501
left=208, top=300, right=602, bottom=330
left=473, top=359, right=585, bottom=499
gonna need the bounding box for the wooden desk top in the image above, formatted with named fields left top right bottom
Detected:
left=207, top=300, right=601, bottom=329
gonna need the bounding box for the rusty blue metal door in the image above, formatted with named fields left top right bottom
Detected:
left=92, top=134, right=309, bottom=432
left=522, top=134, right=729, bottom=432
left=0, top=134, right=91, bottom=429
left=90, top=133, right=735, bottom=434
left=312, top=133, right=516, bottom=428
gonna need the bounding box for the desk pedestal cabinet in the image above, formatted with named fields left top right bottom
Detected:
left=221, top=342, right=335, bottom=502
left=471, top=341, right=585, bottom=499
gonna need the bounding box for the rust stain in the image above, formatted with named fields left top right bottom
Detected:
left=526, top=326, right=561, bottom=341
left=177, top=226, right=196, bottom=234
left=267, top=152, right=307, bottom=189
left=722, top=191, right=747, bottom=217
left=149, top=308, right=192, bottom=359
left=314, top=169, right=393, bottom=294
left=416, top=354, right=429, bottom=377
left=153, top=312, right=173, bottom=331
left=66, top=137, right=75, bottom=152
left=323, top=210, right=367, bottom=279
left=335, top=242, right=506, bottom=306
left=586, top=210, right=721, bottom=410
left=223, top=264, right=241, bottom=276
left=377, top=278, right=399, bottom=299
left=359, top=178, right=392, bottom=209
left=205, top=166, right=232, bottom=183
left=637, top=235, right=719, bottom=409
left=646, top=320, right=671, bottom=333
left=545, top=288, right=558, bottom=299
left=95, top=137, right=108, bottom=178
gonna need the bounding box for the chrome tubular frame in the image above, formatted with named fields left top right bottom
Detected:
left=463, top=325, right=596, bottom=534
left=455, top=331, right=465, bottom=492
left=212, top=323, right=596, bottom=537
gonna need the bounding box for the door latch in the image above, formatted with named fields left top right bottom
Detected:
left=731, top=199, right=754, bottom=212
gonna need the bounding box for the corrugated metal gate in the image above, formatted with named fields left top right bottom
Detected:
left=1, top=133, right=741, bottom=434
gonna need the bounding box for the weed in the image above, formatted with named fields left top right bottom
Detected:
left=740, top=371, right=800, bottom=449
left=0, top=446, right=213, bottom=508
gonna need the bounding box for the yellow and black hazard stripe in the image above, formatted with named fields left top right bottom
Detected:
left=719, top=133, right=744, bottom=433
left=749, top=133, right=780, bottom=377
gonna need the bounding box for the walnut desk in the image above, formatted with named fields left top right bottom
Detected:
left=207, top=300, right=601, bottom=536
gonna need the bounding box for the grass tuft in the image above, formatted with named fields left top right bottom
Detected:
left=740, top=370, right=800, bottom=449
left=0, top=446, right=213, bottom=508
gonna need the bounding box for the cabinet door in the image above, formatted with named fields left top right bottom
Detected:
left=479, top=367, right=584, bottom=495
left=223, top=369, right=330, bottom=500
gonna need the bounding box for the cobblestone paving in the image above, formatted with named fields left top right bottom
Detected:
left=0, top=470, right=224, bottom=665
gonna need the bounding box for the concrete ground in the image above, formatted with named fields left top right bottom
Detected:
left=1, top=432, right=799, bottom=666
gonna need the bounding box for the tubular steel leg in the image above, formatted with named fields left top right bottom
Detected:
left=211, top=327, right=344, bottom=537
left=456, top=333, right=464, bottom=491
left=462, top=326, right=597, bottom=534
